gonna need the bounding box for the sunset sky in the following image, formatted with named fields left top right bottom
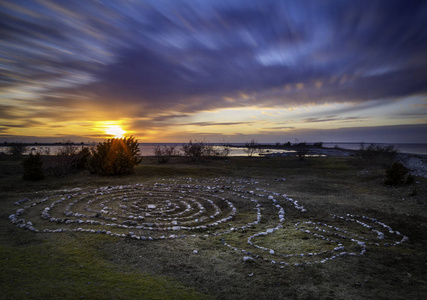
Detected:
left=1, top=0, right=426, bottom=143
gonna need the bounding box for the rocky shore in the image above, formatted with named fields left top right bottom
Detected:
left=398, top=153, right=427, bottom=178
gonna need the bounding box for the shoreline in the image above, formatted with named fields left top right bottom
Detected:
left=2, top=142, right=427, bottom=156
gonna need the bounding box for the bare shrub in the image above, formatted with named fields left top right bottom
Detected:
left=7, top=143, right=27, bottom=157
left=181, top=140, right=231, bottom=160
left=182, top=140, right=205, bottom=161
left=216, top=144, right=231, bottom=157
left=56, top=141, right=79, bottom=156
left=36, top=147, right=51, bottom=155
left=43, top=144, right=91, bottom=177
left=357, top=143, right=398, bottom=166
left=153, top=145, right=177, bottom=163
left=243, top=139, right=259, bottom=157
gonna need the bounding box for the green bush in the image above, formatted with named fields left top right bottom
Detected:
left=22, top=153, right=44, bottom=180
left=384, top=162, right=414, bottom=185
left=88, top=136, right=141, bottom=175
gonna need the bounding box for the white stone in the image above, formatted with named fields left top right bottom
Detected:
left=243, top=256, right=255, bottom=262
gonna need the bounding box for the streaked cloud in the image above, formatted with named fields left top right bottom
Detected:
left=1, top=0, right=426, bottom=142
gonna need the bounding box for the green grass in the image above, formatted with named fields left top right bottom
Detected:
left=0, top=232, right=210, bottom=300
left=1, top=155, right=427, bottom=299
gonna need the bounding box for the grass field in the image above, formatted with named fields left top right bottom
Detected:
left=1, top=156, right=426, bottom=299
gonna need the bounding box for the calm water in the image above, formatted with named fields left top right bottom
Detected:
left=1, top=142, right=427, bottom=156
left=322, top=143, right=427, bottom=155
left=138, top=143, right=293, bottom=156
left=0, top=143, right=292, bottom=157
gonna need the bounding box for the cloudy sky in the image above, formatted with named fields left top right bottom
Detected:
left=1, top=0, right=426, bottom=143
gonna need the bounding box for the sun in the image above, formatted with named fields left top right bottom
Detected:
left=105, top=125, right=126, bottom=138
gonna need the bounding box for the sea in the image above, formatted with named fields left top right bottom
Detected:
left=1, top=142, right=427, bottom=156
left=321, top=142, right=427, bottom=155
left=0, top=143, right=277, bottom=157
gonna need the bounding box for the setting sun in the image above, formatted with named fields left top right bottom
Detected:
left=105, top=125, right=126, bottom=138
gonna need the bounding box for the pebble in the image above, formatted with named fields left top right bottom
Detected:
left=243, top=256, right=255, bottom=262
left=8, top=178, right=407, bottom=269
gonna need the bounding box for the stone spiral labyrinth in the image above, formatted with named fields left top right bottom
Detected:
left=10, top=178, right=408, bottom=267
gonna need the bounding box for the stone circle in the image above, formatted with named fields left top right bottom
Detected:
left=9, top=177, right=408, bottom=267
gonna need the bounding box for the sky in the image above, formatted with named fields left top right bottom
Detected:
left=1, top=0, right=426, bottom=144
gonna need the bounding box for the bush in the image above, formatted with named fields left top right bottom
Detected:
left=181, top=140, right=231, bottom=160
left=201, top=144, right=230, bottom=157
left=153, top=145, right=177, bottom=163
left=75, top=147, right=91, bottom=170
left=385, top=162, right=414, bottom=185
left=43, top=146, right=91, bottom=177
left=56, top=141, right=79, bottom=156
left=243, top=139, right=259, bottom=157
left=7, top=143, right=27, bottom=157
left=295, top=142, right=309, bottom=160
left=181, top=140, right=205, bottom=161
left=22, top=153, right=44, bottom=180
left=216, top=144, right=231, bottom=157
left=88, top=136, right=141, bottom=175
left=358, top=143, right=398, bottom=166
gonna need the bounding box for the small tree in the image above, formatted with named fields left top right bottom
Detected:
left=153, top=145, right=177, bottom=163
left=22, top=153, right=44, bottom=180
left=295, top=142, right=309, bottom=160
left=88, top=136, right=141, bottom=175
left=243, top=139, right=258, bottom=157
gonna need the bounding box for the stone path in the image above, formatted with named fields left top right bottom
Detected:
left=9, top=178, right=408, bottom=267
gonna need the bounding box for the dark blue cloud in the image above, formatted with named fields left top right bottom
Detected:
left=1, top=0, right=426, bottom=131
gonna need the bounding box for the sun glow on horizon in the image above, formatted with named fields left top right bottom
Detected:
left=104, top=125, right=126, bottom=138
